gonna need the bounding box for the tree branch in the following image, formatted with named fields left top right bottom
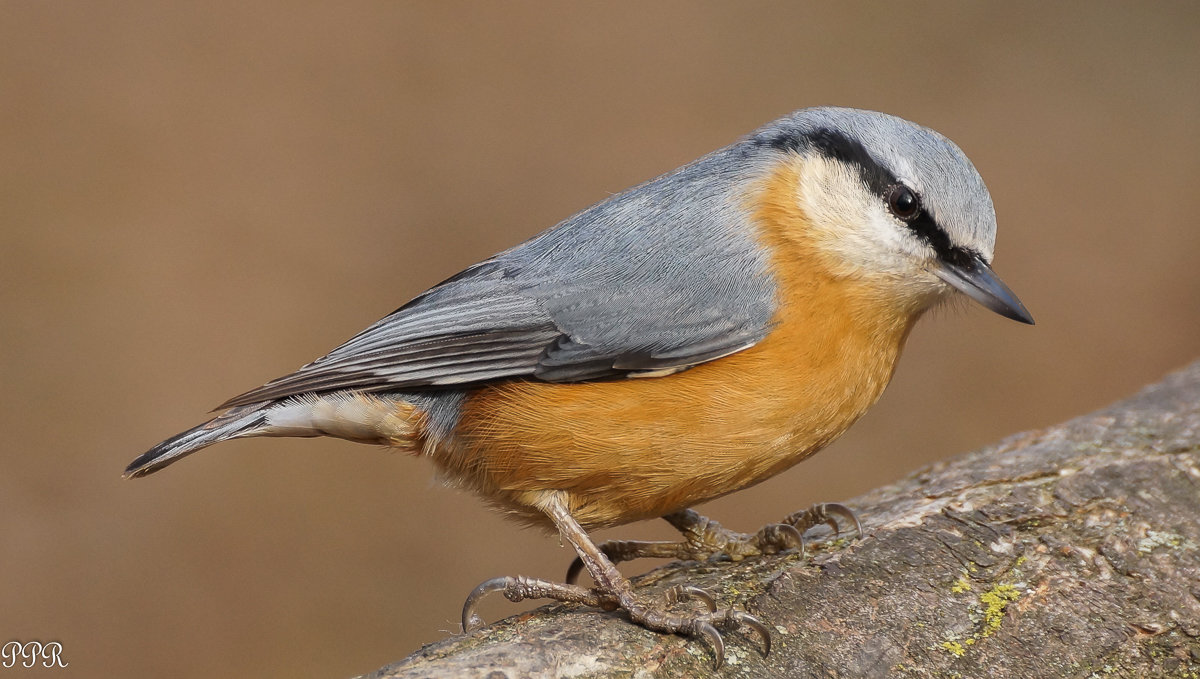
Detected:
left=360, top=363, right=1200, bottom=678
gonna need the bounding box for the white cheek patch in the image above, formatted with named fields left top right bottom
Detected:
left=794, top=155, right=934, bottom=279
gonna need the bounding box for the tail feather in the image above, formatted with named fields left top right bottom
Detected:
left=125, top=405, right=270, bottom=478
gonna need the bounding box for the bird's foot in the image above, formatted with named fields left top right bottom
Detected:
left=462, top=575, right=617, bottom=632
left=624, top=588, right=771, bottom=668
left=462, top=576, right=768, bottom=668
left=777, top=502, right=862, bottom=539
left=464, top=492, right=771, bottom=668
left=566, top=503, right=862, bottom=583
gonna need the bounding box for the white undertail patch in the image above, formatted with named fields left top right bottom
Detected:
left=265, top=392, right=417, bottom=445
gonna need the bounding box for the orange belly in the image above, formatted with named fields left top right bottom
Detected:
left=432, top=275, right=915, bottom=530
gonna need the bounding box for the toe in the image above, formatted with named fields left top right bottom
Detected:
left=694, top=620, right=725, bottom=668
left=565, top=556, right=586, bottom=585
left=461, top=576, right=513, bottom=632
left=667, top=585, right=717, bottom=612
left=755, top=522, right=806, bottom=555
left=730, top=610, right=771, bottom=656
left=820, top=503, right=863, bottom=539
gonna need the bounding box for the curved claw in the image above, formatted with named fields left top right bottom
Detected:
left=667, top=585, right=717, bottom=613
left=461, top=576, right=512, bottom=633
left=731, top=610, right=772, bottom=656
left=772, top=523, right=807, bottom=553
left=565, top=556, right=585, bottom=585
left=695, top=620, right=725, bottom=669
left=821, top=503, right=863, bottom=540
left=781, top=523, right=806, bottom=551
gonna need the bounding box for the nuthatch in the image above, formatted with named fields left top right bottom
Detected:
left=127, top=107, right=1032, bottom=666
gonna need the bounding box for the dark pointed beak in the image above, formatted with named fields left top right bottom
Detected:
left=933, top=255, right=1034, bottom=325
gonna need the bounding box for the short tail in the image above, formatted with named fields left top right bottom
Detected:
left=124, top=404, right=270, bottom=478
left=126, top=392, right=425, bottom=478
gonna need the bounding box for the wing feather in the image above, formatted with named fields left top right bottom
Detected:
left=218, top=138, right=781, bottom=410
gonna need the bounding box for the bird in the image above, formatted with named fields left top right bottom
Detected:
left=126, top=107, right=1033, bottom=667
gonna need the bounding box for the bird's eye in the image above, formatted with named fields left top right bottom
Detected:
left=886, top=184, right=921, bottom=222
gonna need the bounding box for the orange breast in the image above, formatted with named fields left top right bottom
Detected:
left=428, top=159, right=920, bottom=530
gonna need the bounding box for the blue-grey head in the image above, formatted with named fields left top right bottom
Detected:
left=747, top=107, right=1033, bottom=324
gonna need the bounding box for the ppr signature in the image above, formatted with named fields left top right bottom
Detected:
left=2, top=641, right=68, bottom=668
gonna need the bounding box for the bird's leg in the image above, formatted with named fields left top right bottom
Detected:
left=564, top=538, right=703, bottom=584
left=565, top=509, right=799, bottom=585
left=463, top=491, right=769, bottom=668
left=566, top=504, right=862, bottom=583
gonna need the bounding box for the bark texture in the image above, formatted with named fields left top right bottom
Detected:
left=360, top=363, right=1200, bottom=679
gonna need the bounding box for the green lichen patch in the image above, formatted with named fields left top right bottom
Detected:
left=937, top=581, right=1022, bottom=659
left=979, top=584, right=1020, bottom=637
left=942, top=640, right=966, bottom=657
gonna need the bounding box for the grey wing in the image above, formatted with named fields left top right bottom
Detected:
left=218, top=261, right=556, bottom=408
left=217, top=255, right=773, bottom=408
left=217, top=139, right=780, bottom=409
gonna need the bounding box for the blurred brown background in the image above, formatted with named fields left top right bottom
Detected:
left=2, top=2, right=1197, bottom=677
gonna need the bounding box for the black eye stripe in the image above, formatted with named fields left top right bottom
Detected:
left=754, top=126, right=976, bottom=263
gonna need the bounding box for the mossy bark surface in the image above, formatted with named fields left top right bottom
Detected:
left=360, top=363, right=1200, bottom=678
